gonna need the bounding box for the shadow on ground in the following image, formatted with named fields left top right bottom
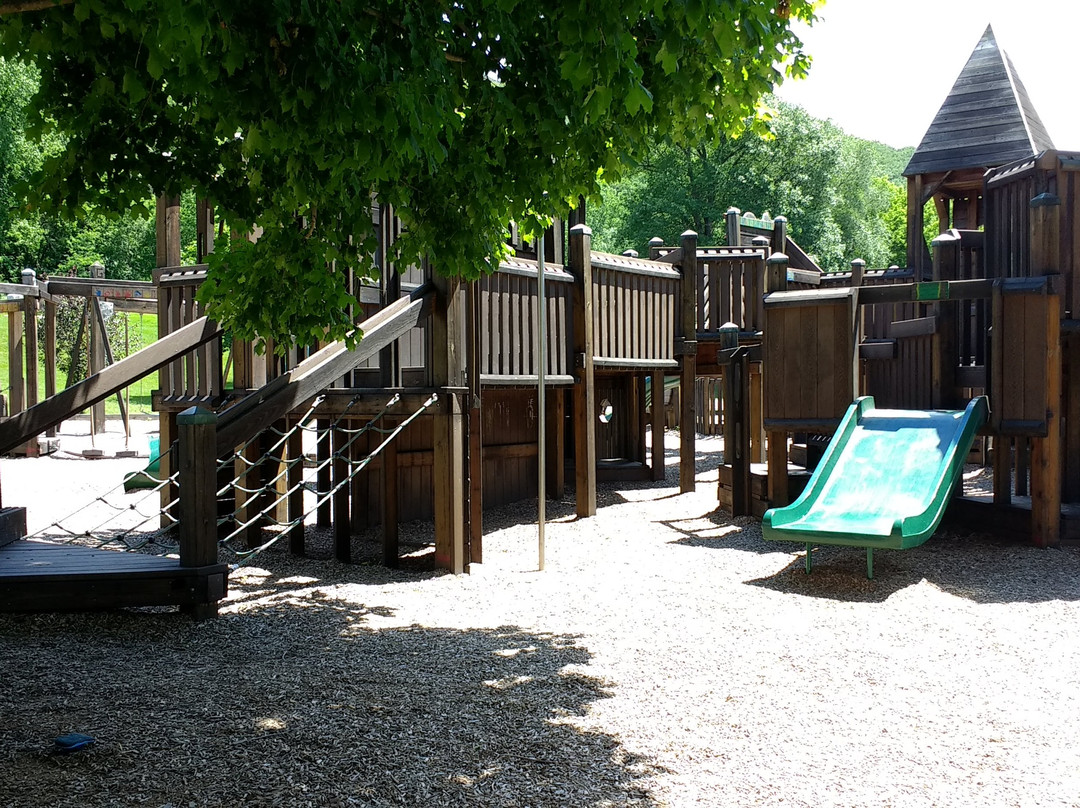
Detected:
left=744, top=528, right=1080, bottom=605
left=0, top=592, right=663, bottom=808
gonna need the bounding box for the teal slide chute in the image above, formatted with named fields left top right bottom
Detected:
left=762, top=396, right=989, bottom=577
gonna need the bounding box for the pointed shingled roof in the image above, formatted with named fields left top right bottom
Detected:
left=903, top=25, right=1055, bottom=176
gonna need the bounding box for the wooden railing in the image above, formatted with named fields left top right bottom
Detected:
left=695, top=247, right=767, bottom=333
left=154, top=265, right=224, bottom=403
left=590, top=251, right=680, bottom=368
left=477, top=256, right=574, bottom=383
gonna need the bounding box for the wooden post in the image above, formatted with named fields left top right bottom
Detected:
left=195, top=198, right=214, bottom=262
left=931, top=233, right=960, bottom=409
left=766, top=251, right=790, bottom=507
left=7, top=305, right=23, bottom=417
left=286, top=419, right=305, bottom=555
left=907, top=175, right=925, bottom=276
left=1029, top=193, right=1062, bottom=547
left=725, top=207, right=741, bottom=247
left=20, top=270, right=38, bottom=413
left=650, top=370, right=666, bottom=481
left=569, top=224, right=597, bottom=516
left=465, top=280, right=482, bottom=563
left=43, top=296, right=56, bottom=437
left=177, top=406, right=221, bottom=619
left=88, top=262, right=107, bottom=433
left=333, top=420, right=351, bottom=561
left=678, top=230, right=698, bottom=493
left=773, top=215, right=788, bottom=256
left=153, top=195, right=181, bottom=518
left=155, top=194, right=182, bottom=268
left=316, top=418, right=332, bottom=527
left=234, top=439, right=262, bottom=549
left=647, top=236, right=665, bottom=261
left=381, top=419, right=399, bottom=567
left=431, top=271, right=467, bottom=572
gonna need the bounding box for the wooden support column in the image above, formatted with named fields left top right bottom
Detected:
left=907, top=175, right=925, bottom=276
left=465, top=280, right=483, bottom=563
left=88, top=263, right=106, bottom=434
left=678, top=230, right=698, bottom=494
left=727, top=350, right=752, bottom=516
left=21, top=270, right=38, bottom=413
left=155, top=194, right=182, bottom=518
left=195, top=198, right=215, bottom=262
left=1030, top=193, right=1062, bottom=547
left=7, top=306, right=24, bottom=416
left=333, top=420, right=351, bottom=561
left=931, top=233, right=960, bottom=409
left=749, top=361, right=765, bottom=463
left=569, top=225, right=597, bottom=516
left=765, top=251, right=790, bottom=507
left=43, top=296, right=56, bottom=437
left=234, top=439, right=262, bottom=550
left=316, top=418, right=332, bottom=527
left=381, top=419, right=399, bottom=567
left=177, top=406, right=222, bottom=620
left=650, top=370, right=666, bottom=481
left=286, top=419, right=305, bottom=555
left=431, top=271, right=467, bottom=572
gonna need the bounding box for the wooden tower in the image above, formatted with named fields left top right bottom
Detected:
left=904, top=25, right=1054, bottom=274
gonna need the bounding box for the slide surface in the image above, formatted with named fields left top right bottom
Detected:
left=763, top=396, right=988, bottom=550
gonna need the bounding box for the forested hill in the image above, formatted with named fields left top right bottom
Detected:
left=589, top=98, right=917, bottom=272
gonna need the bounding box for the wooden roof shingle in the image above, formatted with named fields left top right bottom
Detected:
left=903, top=25, right=1054, bottom=177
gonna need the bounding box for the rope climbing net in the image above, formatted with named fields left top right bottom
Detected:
left=26, top=392, right=438, bottom=568
left=217, top=391, right=437, bottom=567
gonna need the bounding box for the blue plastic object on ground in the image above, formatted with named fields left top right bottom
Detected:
left=53, top=733, right=95, bottom=753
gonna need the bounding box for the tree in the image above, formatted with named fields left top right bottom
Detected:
left=591, top=99, right=919, bottom=271
left=0, top=0, right=818, bottom=350
left=591, top=100, right=843, bottom=262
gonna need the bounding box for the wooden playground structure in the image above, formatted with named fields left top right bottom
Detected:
left=0, top=24, right=1076, bottom=615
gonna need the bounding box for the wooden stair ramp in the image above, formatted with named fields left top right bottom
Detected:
left=0, top=284, right=434, bottom=616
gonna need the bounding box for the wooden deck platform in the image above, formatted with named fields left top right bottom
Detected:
left=0, top=539, right=228, bottom=612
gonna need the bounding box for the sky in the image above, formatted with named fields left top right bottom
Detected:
left=775, top=0, right=1078, bottom=150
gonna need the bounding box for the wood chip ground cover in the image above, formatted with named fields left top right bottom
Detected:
left=1, top=426, right=1079, bottom=807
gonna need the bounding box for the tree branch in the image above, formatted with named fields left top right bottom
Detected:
left=0, top=0, right=72, bottom=13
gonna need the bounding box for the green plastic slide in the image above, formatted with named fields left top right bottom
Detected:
left=762, top=395, right=989, bottom=577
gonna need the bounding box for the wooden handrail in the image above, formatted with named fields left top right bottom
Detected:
left=0, top=316, right=223, bottom=455
left=214, top=283, right=435, bottom=453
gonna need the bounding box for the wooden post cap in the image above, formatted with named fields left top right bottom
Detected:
left=648, top=236, right=664, bottom=247
left=1030, top=193, right=1061, bottom=208
left=718, top=322, right=739, bottom=350
left=178, top=406, right=218, bottom=425
left=569, top=224, right=592, bottom=236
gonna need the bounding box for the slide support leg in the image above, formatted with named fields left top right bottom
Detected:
left=866, top=548, right=874, bottom=580
left=805, top=544, right=812, bottom=575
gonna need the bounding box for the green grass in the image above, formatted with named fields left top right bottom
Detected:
left=0, top=311, right=230, bottom=418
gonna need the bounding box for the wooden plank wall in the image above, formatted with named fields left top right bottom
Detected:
left=763, top=290, right=857, bottom=427
left=477, top=257, right=573, bottom=382
left=696, top=248, right=767, bottom=333
left=350, top=388, right=541, bottom=525
left=590, top=252, right=680, bottom=366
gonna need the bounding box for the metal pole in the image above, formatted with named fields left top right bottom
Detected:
left=537, top=233, right=547, bottom=571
